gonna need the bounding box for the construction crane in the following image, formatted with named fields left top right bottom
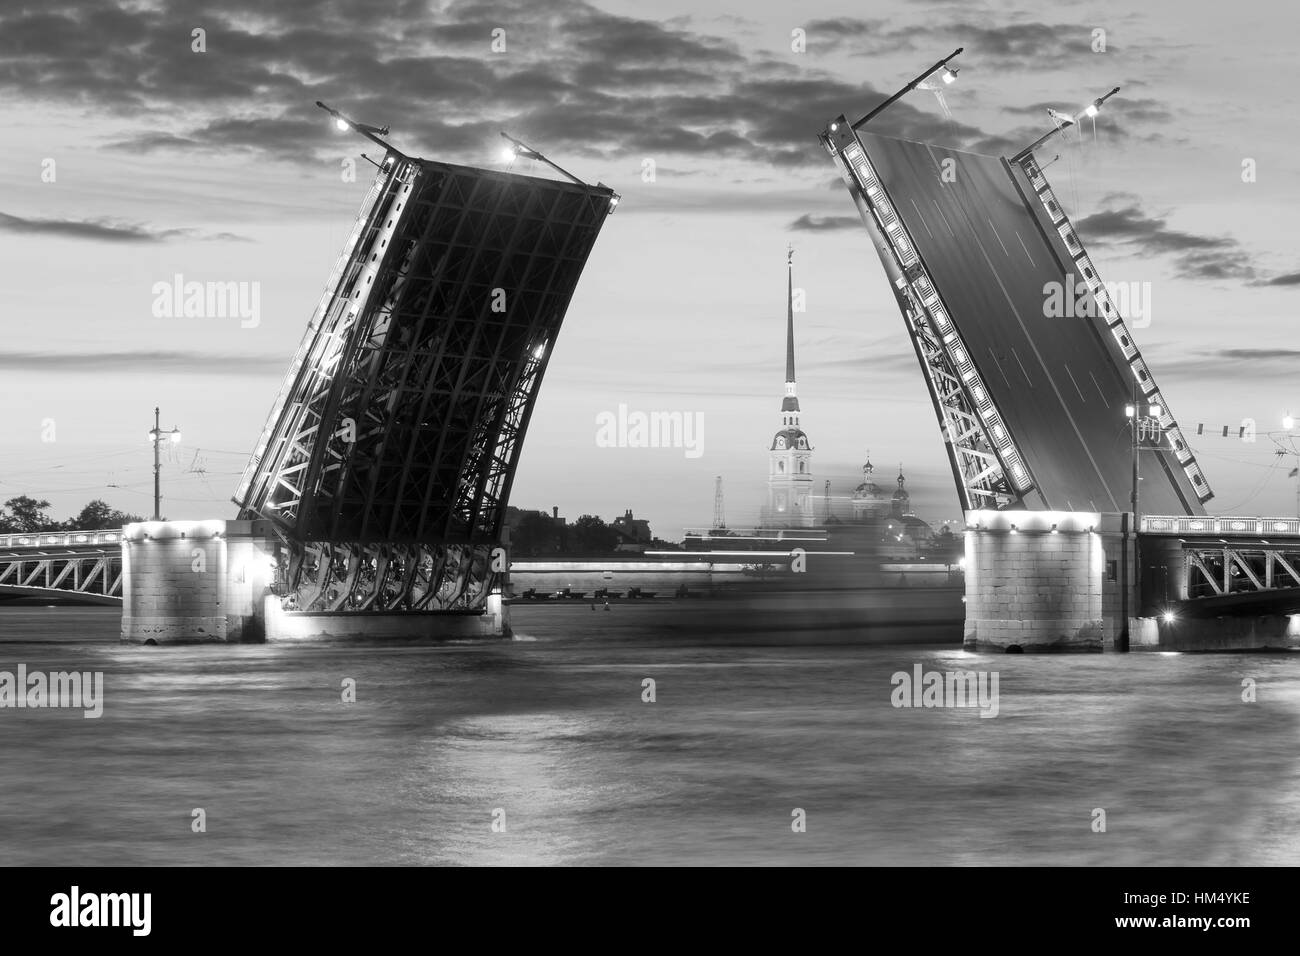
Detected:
left=712, top=476, right=726, bottom=530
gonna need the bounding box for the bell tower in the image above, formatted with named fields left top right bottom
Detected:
left=766, top=248, right=814, bottom=527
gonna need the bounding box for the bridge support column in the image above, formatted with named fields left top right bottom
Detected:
left=964, top=511, right=1134, bottom=652
left=121, top=519, right=277, bottom=644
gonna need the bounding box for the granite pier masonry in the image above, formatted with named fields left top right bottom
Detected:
left=964, top=510, right=1300, bottom=652
left=120, top=519, right=509, bottom=644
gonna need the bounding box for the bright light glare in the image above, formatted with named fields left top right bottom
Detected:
left=941, top=68, right=956, bottom=85
left=170, top=430, right=182, bottom=443
left=500, top=146, right=517, bottom=162
left=1285, top=415, right=1296, bottom=430
left=1084, top=104, right=1099, bottom=118
left=334, top=118, right=349, bottom=131
left=147, top=432, right=155, bottom=443
left=1149, top=404, right=1162, bottom=417
left=1162, top=611, right=1175, bottom=624
left=1124, top=404, right=1136, bottom=417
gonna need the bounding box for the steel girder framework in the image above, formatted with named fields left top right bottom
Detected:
left=820, top=123, right=1026, bottom=510
left=235, top=154, right=615, bottom=612
left=0, top=547, right=122, bottom=603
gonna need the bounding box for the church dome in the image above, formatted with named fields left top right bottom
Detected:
left=853, top=479, right=883, bottom=499
left=770, top=427, right=810, bottom=451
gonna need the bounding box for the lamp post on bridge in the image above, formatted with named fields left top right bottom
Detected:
left=1125, top=388, right=1164, bottom=628
left=846, top=48, right=963, bottom=130
left=1011, top=87, right=1121, bottom=163
left=148, top=407, right=182, bottom=521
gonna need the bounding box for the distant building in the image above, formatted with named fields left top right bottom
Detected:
left=612, top=509, right=652, bottom=552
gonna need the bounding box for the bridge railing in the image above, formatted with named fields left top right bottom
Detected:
left=1142, top=515, right=1300, bottom=537
left=0, top=529, right=124, bottom=550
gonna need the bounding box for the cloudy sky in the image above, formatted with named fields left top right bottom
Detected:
left=2, top=0, right=1298, bottom=537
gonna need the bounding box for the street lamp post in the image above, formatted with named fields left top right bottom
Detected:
left=148, top=407, right=182, bottom=521
left=851, top=48, right=963, bottom=130
left=1011, top=86, right=1121, bottom=163
left=1124, top=389, right=1164, bottom=628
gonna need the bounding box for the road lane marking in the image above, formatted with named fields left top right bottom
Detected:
left=910, top=198, right=935, bottom=239
left=932, top=199, right=956, bottom=237
left=988, top=347, right=1014, bottom=388
left=1015, top=231, right=1036, bottom=267
left=1010, top=347, right=1033, bottom=387
left=987, top=218, right=1010, bottom=256
left=1064, top=363, right=1087, bottom=402
left=1089, top=370, right=1108, bottom=402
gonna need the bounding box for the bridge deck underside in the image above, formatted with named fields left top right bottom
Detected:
left=857, top=132, right=1202, bottom=515
left=235, top=157, right=614, bottom=612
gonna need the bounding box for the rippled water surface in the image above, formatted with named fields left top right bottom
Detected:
left=1, top=603, right=1297, bottom=865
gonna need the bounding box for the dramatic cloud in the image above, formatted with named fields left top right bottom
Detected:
left=789, top=214, right=861, bottom=232
left=805, top=18, right=1113, bottom=65
left=1261, top=273, right=1300, bottom=287
left=1074, top=203, right=1259, bottom=282
left=0, top=212, right=252, bottom=243
left=0, top=0, right=1032, bottom=171
left=0, top=350, right=284, bottom=373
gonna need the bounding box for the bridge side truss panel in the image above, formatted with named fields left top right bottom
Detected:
left=822, top=125, right=1031, bottom=511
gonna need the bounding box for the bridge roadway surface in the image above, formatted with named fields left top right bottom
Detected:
left=859, top=131, right=1201, bottom=515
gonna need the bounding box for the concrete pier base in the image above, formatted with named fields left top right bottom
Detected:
left=1131, top=613, right=1300, bottom=652
left=264, top=594, right=511, bottom=642
left=963, top=510, right=1112, bottom=652
left=120, top=519, right=277, bottom=644
left=121, top=518, right=510, bottom=644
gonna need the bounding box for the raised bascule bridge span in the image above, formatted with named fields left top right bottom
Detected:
left=819, top=95, right=1300, bottom=651
left=111, top=110, right=618, bottom=643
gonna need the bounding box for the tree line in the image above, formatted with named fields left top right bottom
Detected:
left=0, top=495, right=144, bottom=534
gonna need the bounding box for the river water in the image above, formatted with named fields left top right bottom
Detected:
left=1, top=602, right=1297, bottom=866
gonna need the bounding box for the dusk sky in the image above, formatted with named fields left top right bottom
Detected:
left=2, top=0, right=1298, bottom=538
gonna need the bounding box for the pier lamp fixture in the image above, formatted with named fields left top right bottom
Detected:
left=1011, top=86, right=1120, bottom=163
left=148, top=407, right=182, bottom=522
left=1284, top=414, right=1295, bottom=430
left=1162, top=610, right=1176, bottom=624
left=1050, top=524, right=1059, bottom=534
left=1009, top=524, right=1018, bottom=534
left=851, top=47, right=963, bottom=129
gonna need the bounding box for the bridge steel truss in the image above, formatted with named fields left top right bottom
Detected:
left=1144, top=515, right=1300, bottom=601
left=234, top=153, right=616, bottom=613
left=0, top=539, right=123, bottom=603
left=820, top=124, right=1029, bottom=511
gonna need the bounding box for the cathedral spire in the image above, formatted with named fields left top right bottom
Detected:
left=782, top=247, right=800, bottom=416
left=786, top=245, right=796, bottom=387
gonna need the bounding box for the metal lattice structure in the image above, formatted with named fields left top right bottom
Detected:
left=0, top=532, right=123, bottom=604
left=234, top=150, right=615, bottom=612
